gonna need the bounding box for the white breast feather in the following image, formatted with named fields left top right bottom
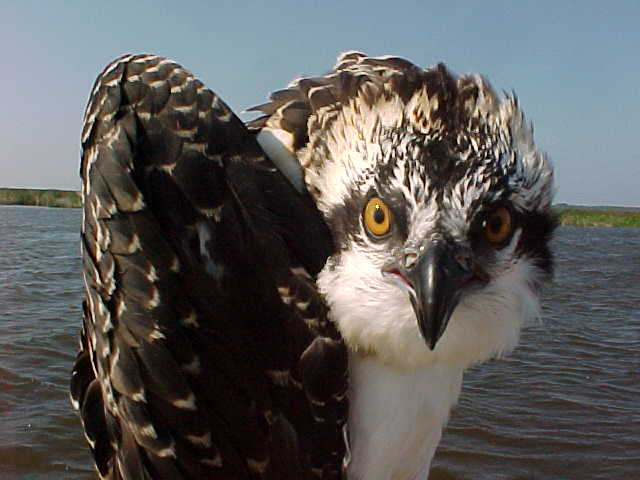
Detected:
left=317, top=229, right=542, bottom=477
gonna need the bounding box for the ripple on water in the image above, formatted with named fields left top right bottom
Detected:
left=1, top=210, right=639, bottom=478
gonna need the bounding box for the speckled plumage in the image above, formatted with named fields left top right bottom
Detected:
left=73, top=52, right=555, bottom=480
left=72, top=54, right=346, bottom=479
left=249, top=51, right=555, bottom=478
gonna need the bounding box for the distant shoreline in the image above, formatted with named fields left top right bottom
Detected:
left=0, top=188, right=81, bottom=209
left=554, top=207, right=640, bottom=228
left=1, top=188, right=638, bottom=227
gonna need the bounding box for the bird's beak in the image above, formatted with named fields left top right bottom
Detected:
left=390, top=240, right=473, bottom=350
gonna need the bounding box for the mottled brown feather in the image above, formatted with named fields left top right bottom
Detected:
left=72, top=54, right=346, bottom=479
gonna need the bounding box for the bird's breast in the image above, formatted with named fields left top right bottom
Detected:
left=345, top=352, right=465, bottom=480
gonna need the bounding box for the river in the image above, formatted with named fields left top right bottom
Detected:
left=0, top=205, right=638, bottom=479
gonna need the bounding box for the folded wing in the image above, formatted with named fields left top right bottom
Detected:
left=70, top=54, right=347, bottom=479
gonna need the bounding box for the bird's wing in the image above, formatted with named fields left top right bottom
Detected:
left=70, top=54, right=348, bottom=479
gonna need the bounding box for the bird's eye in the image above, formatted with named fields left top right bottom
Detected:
left=363, top=197, right=392, bottom=237
left=483, top=206, right=513, bottom=244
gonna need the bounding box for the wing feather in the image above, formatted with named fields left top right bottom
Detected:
left=71, top=54, right=347, bottom=479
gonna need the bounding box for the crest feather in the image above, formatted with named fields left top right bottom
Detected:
left=247, top=52, right=550, bottom=213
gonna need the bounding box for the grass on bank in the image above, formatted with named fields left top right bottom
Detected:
left=0, top=188, right=81, bottom=208
left=1, top=188, right=638, bottom=227
left=556, top=208, right=640, bottom=228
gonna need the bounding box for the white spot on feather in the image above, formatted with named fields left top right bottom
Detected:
left=129, top=192, right=145, bottom=212
left=173, top=392, right=196, bottom=410
left=146, top=287, right=160, bottom=309
left=146, top=264, right=158, bottom=282
left=83, top=431, right=96, bottom=449
left=266, top=369, right=289, bottom=387
left=196, top=221, right=223, bottom=278
left=115, top=298, right=127, bottom=317
left=156, top=444, right=177, bottom=458
left=183, top=141, right=207, bottom=154
left=175, top=127, right=197, bottom=139
left=131, top=390, right=146, bottom=402
left=182, top=356, right=201, bottom=375
left=290, top=266, right=311, bottom=279
left=126, top=233, right=141, bottom=254
left=247, top=457, right=268, bottom=473
left=197, top=205, right=223, bottom=221
left=103, top=77, right=119, bottom=88
left=181, top=311, right=199, bottom=328
left=102, top=313, right=113, bottom=333
left=159, top=162, right=176, bottom=174
left=295, top=300, right=310, bottom=311
left=170, top=82, right=187, bottom=93
left=202, top=454, right=223, bottom=467
left=187, top=431, right=212, bottom=448
left=277, top=285, right=292, bottom=305
left=304, top=317, right=322, bottom=329
left=148, top=328, right=165, bottom=341
left=140, top=423, right=158, bottom=439
left=132, top=54, right=156, bottom=64
left=170, top=256, right=180, bottom=273
left=211, top=97, right=232, bottom=122
left=174, top=104, right=195, bottom=113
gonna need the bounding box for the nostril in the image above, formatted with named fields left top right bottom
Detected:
left=405, top=252, right=418, bottom=269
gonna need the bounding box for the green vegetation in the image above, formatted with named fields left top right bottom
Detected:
left=1, top=188, right=638, bottom=227
left=0, top=188, right=81, bottom=208
left=556, top=208, right=640, bottom=228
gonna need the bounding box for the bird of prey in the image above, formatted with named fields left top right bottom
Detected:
left=71, top=51, right=555, bottom=479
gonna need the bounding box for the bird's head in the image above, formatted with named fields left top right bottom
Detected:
left=251, top=52, right=556, bottom=369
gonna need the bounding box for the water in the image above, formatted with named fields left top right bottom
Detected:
left=0, top=205, right=638, bottom=479
left=432, top=225, right=640, bottom=479
left=0, top=206, right=88, bottom=478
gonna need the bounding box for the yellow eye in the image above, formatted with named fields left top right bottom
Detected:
left=363, top=197, right=392, bottom=237
left=483, top=207, right=513, bottom=244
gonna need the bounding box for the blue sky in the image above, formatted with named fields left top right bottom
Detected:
left=2, top=1, right=638, bottom=206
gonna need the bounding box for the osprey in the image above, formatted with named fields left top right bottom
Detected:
left=71, top=52, right=555, bottom=479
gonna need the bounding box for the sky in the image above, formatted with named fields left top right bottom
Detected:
left=2, top=1, right=638, bottom=207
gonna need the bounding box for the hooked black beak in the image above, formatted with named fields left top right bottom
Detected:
left=400, top=241, right=474, bottom=350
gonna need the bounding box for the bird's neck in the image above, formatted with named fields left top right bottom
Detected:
left=346, top=351, right=465, bottom=480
